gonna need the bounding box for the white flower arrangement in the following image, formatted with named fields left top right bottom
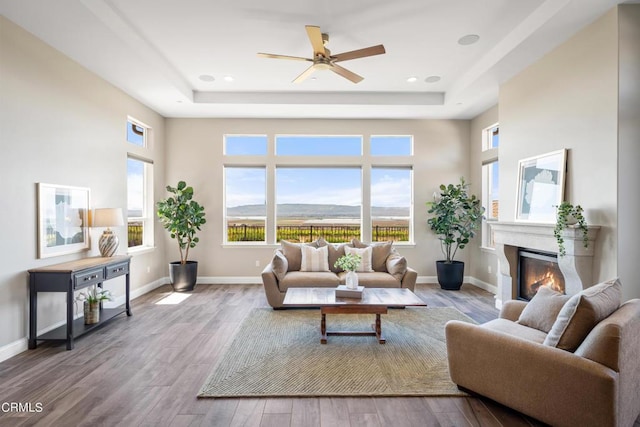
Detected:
left=75, top=284, right=114, bottom=304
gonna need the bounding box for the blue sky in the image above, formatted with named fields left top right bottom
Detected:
left=224, top=135, right=412, bottom=209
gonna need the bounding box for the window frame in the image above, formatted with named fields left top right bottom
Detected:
left=223, top=134, right=415, bottom=246
left=481, top=124, right=499, bottom=250
left=126, top=155, right=154, bottom=252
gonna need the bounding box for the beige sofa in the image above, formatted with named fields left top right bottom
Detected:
left=261, top=238, right=417, bottom=308
left=445, top=279, right=640, bottom=427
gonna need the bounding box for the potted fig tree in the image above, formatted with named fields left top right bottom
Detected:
left=427, top=177, right=484, bottom=290
left=157, top=181, right=206, bottom=292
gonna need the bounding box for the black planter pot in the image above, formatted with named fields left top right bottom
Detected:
left=436, top=260, right=464, bottom=290
left=169, top=261, right=198, bottom=292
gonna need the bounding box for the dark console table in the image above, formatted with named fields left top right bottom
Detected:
left=28, top=255, right=132, bottom=350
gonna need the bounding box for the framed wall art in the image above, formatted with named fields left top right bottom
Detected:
left=515, top=149, right=566, bottom=223
left=37, top=183, right=90, bottom=258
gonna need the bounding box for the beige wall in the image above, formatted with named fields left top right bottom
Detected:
left=0, top=17, right=167, bottom=352
left=468, top=105, right=499, bottom=286
left=164, top=118, right=471, bottom=279
left=499, top=9, right=620, bottom=290
left=618, top=4, right=640, bottom=301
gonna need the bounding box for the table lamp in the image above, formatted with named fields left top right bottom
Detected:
left=93, top=208, right=124, bottom=257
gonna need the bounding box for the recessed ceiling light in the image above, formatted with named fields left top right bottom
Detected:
left=406, top=76, right=418, bottom=83
left=224, top=76, right=234, bottom=82
left=458, top=34, right=480, bottom=46
left=425, top=76, right=441, bottom=83
left=198, top=74, right=215, bottom=82
left=176, top=100, right=183, bottom=103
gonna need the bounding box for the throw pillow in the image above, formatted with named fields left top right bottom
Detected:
left=385, top=251, right=407, bottom=281
left=543, top=278, right=622, bottom=352
left=300, top=245, right=330, bottom=272
left=517, top=286, right=570, bottom=333
left=317, top=237, right=349, bottom=273
left=280, top=239, right=320, bottom=271
left=345, top=245, right=374, bottom=272
left=352, top=239, right=393, bottom=272
left=271, top=251, right=288, bottom=282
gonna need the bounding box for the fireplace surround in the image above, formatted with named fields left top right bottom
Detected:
left=491, top=222, right=599, bottom=308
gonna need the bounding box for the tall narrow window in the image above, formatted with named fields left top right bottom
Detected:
left=482, top=125, right=499, bottom=248
left=371, top=168, right=412, bottom=242
left=225, top=167, right=266, bottom=243
left=127, top=156, right=154, bottom=249
left=276, top=167, right=362, bottom=243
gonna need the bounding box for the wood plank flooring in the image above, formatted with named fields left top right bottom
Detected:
left=0, top=283, right=636, bottom=426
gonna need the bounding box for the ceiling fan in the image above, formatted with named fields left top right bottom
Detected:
left=257, top=25, right=386, bottom=84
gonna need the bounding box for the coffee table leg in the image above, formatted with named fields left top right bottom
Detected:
left=374, top=313, right=385, bottom=344
left=321, top=312, right=327, bottom=344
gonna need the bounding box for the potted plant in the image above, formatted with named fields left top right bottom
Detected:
left=157, top=181, right=206, bottom=292
left=427, top=177, right=484, bottom=290
left=335, top=253, right=362, bottom=289
left=554, top=202, right=588, bottom=257
left=75, top=284, right=114, bottom=324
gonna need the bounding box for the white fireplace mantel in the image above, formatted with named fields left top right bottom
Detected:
left=490, top=222, right=600, bottom=309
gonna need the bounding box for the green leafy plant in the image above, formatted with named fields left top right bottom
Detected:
left=554, top=202, right=588, bottom=256
left=334, top=253, right=362, bottom=272
left=157, top=181, right=206, bottom=264
left=75, top=284, right=114, bottom=304
left=427, top=177, right=485, bottom=263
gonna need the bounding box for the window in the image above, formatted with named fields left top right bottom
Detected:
left=225, top=167, right=266, bottom=243
left=276, top=167, right=362, bottom=243
left=370, top=135, right=412, bottom=156
left=224, top=134, right=415, bottom=245
left=224, top=135, right=267, bottom=155
left=127, top=119, right=147, bottom=147
left=127, top=156, right=153, bottom=249
left=371, top=168, right=412, bottom=242
left=276, top=135, right=362, bottom=156
left=482, top=125, right=499, bottom=248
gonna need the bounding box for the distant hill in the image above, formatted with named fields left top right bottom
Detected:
left=227, top=204, right=409, bottom=218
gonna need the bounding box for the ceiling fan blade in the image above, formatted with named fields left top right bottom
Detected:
left=332, top=44, right=386, bottom=62
left=330, top=64, right=364, bottom=83
left=305, top=25, right=327, bottom=57
left=293, top=65, right=317, bottom=83
left=257, top=53, right=312, bottom=62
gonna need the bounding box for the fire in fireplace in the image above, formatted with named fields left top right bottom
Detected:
left=518, top=249, right=565, bottom=300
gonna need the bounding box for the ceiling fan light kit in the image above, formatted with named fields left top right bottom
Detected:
left=257, top=25, right=386, bottom=84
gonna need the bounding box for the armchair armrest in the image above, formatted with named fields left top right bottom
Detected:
left=400, top=267, right=417, bottom=292
left=499, top=299, right=527, bottom=321
left=445, top=320, right=617, bottom=427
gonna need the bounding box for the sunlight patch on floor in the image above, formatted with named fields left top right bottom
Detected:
left=155, top=292, right=192, bottom=305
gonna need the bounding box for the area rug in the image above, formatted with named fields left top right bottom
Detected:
left=198, top=307, right=475, bottom=398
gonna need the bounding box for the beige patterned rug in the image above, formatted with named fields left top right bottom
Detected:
left=198, top=307, right=475, bottom=398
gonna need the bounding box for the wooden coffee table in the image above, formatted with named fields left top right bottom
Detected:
left=282, top=287, right=427, bottom=344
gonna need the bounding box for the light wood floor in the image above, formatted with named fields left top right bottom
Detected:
left=0, top=283, right=631, bottom=427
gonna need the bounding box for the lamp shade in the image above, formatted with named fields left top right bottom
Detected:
left=93, top=208, right=124, bottom=228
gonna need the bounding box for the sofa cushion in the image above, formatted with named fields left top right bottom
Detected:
left=279, top=271, right=340, bottom=291
left=280, top=239, right=320, bottom=272
left=385, top=251, right=408, bottom=281
left=345, top=246, right=374, bottom=272
left=352, top=239, right=393, bottom=272
left=481, top=318, right=548, bottom=344
left=517, top=286, right=570, bottom=333
left=300, top=245, right=330, bottom=272
left=317, top=238, right=350, bottom=273
left=543, top=278, right=622, bottom=351
left=337, top=271, right=401, bottom=288
left=271, top=250, right=288, bottom=282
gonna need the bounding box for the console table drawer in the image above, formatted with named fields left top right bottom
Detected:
left=106, top=261, right=129, bottom=279
left=74, top=268, right=104, bottom=289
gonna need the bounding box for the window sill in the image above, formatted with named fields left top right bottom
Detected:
left=222, top=243, right=280, bottom=249
left=127, top=246, right=156, bottom=256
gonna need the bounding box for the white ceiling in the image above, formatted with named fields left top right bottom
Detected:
left=0, top=0, right=625, bottom=119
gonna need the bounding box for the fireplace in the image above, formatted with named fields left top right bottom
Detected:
left=518, top=249, right=565, bottom=300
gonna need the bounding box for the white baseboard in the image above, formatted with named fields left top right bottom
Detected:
left=466, top=277, right=498, bottom=294
left=0, top=277, right=169, bottom=363
left=416, top=276, right=437, bottom=284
